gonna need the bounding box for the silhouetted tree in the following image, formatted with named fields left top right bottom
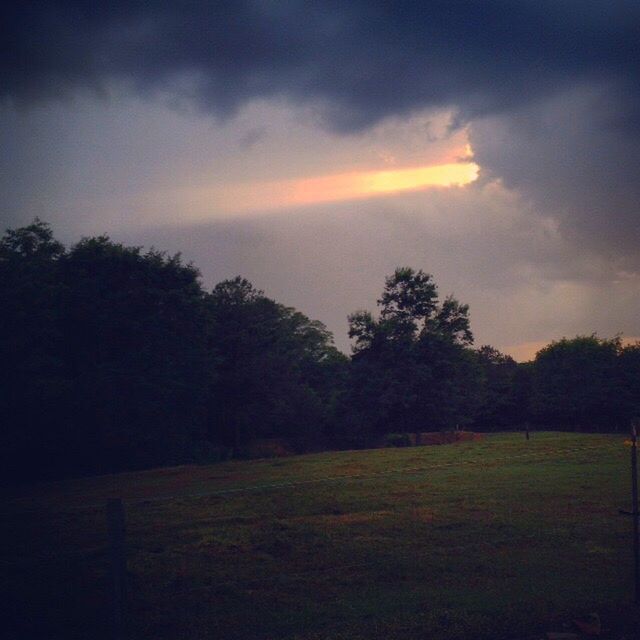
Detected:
left=60, top=236, right=212, bottom=473
left=207, top=277, right=346, bottom=453
left=473, top=346, right=520, bottom=430
left=614, top=341, right=640, bottom=427
left=531, top=335, right=622, bottom=431
left=6, top=219, right=640, bottom=483
left=345, top=268, right=481, bottom=445
left=0, top=220, right=67, bottom=481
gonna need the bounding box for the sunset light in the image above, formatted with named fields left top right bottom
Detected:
left=210, top=161, right=480, bottom=214
left=364, top=162, right=479, bottom=194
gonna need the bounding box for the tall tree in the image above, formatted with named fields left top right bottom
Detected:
left=0, top=222, right=216, bottom=480
left=60, top=236, right=212, bottom=473
left=346, top=268, right=480, bottom=445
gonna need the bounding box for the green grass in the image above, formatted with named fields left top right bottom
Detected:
left=1, top=432, right=637, bottom=639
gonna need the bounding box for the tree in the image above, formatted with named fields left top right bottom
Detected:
left=207, top=277, right=346, bottom=453
left=618, top=342, right=640, bottom=425
left=60, top=236, right=213, bottom=473
left=473, top=346, right=521, bottom=430
left=0, top=220, right=68, bottom=481
left=345, top=268, right=481, bottom=445
left=531, top=335, right=622, bottom=431
left=0, top=221, right=348, bottom=480
left=0, top=220, right=352, bottom=481
left=0, top=221, right=216, bottom=480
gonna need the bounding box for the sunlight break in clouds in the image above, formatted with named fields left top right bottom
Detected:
left=168, top=161, right=480, bottom=220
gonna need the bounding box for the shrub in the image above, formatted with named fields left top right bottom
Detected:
left=192, top=441, right=233, bottom=464
left=385, top=433, right=412, bottom=447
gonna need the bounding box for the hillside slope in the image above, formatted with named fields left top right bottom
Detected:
left=2, top=433, right=635, bottom=639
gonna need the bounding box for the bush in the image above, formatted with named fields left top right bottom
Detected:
left=241, top=438, right=295, bottom=459
left=192, top=442, right=233, bottom=464
left=385, top=433, right=412, bottom=447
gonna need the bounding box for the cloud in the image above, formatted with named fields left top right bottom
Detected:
left=3, top=1, right=640, bottom=353
left=0, top=96, right=470, bottom=231
left=4, top=2, right=639, bottom=263
left=470, top=83, right=640, bottom=265
left=3, top=85, right=639, bottom=353
left=3, top=2, right=639, bottom=129
left=110, top=181, right=640, bottom=354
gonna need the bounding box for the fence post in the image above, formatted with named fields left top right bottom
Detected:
left=631, top=422, right=640, bottom=605
left=107, top=499, right=127, bottom=639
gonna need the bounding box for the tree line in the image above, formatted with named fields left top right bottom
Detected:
left=1, top=220, right=639, bottom=482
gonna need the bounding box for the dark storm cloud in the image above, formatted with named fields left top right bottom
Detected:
left=469, top=83, right=640, bottom=263
left=3, top=1, right=639, bottom=129
left=3, top=1, right=640, bottom=263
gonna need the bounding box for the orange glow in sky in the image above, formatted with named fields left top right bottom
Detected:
left=503, top=336, right=640, bottom=362
left=213, top=161, right=479, bottom=213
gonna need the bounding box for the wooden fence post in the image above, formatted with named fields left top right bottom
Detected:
left=631, top=422, right=640, bottom=605
left=107, top=499, right=127, bottom=639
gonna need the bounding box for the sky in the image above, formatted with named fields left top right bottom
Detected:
left=2, top=1, right=640, bottom=359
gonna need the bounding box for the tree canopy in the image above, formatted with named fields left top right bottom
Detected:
left=2, top=222, right=639, bottom=483
left=345, top=268, right=481, bottom=445
left=531, top=335, right=637, bottom=431
left=0, top=221, right=345, bottom=482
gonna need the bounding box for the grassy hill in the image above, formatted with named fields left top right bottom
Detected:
left=2, top=433, right=636, bottom=639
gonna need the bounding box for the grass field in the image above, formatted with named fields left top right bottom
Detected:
left=2, top=432, right=638, bottom=639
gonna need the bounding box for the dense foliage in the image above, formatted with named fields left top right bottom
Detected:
left=531, top=336, right=640, bottom=430
left=1, top=221, right=638, bottom=482
left=0, top=221, right=344, bottom=481
left=344, top=268, right=482, bottom=446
